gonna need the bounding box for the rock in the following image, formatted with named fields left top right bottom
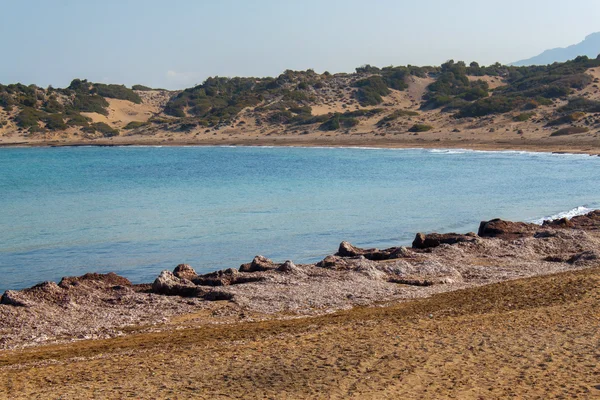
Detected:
left=564, top=210, right=600, bottom=231
left=59, top=272, right=132, bottom=288
left=239, top=255, right=276, bottom=272
left=412, top=232, right=478, bottom=249
left=478, top=219, right=540, bottom=240
left=151, top=271, right=205, bottom=297
left=203, top=290, right=235, bottom=301
left=388, top=246, right=413, bottom=258
left=316, top=255, right=349, bottom=269
left=1, top=281, right=64, bottom=307
left=335, top=241, right=405, bottom=261
left=173, top=264, right=198, bottom=281
left=567, top=251, right=598, bottom=265
left=1, top=290, right=31, bottom=307
left=542, top=217, right=573, bottom=229
left=277, top=260, right=303, bottom=274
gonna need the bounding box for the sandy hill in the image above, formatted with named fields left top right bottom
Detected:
left=1, top=58, right=600, bottom=153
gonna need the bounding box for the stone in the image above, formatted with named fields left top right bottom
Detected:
left=478, top=219, right=540, bottom=240
left=277, top=260, right=303, bottom=274
left=151, top=271, right=205, bottom=297
left=173, top=264, right=198, bottom=281
left=239, top=255, right=276, bottom=272
left=412, top=232, right=478, bottom=249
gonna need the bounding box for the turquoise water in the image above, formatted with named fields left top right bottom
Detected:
left=1, top=146, right=599, bottom=292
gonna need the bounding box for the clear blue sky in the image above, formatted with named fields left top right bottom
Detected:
left=1, top=0, right=599, bottom=89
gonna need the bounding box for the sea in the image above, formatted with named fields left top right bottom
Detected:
left=1, top=146, right=599, bottom=292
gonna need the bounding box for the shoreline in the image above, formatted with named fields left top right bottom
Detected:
left=1, top=137, right=600, bottom=155
left=2, top=210, right=599, bottom=351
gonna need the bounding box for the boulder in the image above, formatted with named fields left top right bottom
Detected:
left=567, top=250, right=598, bottom=265
left=335, top=241, right=406, bottom=261
left=1, top=290, right=31, bottom=307
left=239, top=255, right=277, bottom=272
left=478, top=219, right=540, bottom=240
left=1, top=281, right=64, bottom=307
left=316, top=255, right=349, bottom=269
left=173, top=264, right=198, bottom=281
left=59, top=272, right=132, bottom=288
left=277, top=260, right=303, bottom=274
left=564, top=210, right=600, bottom=230
left=151, top=271, right=206, bottom=297
left=193, top=268, right=238, bottom=286
left=412, top=232, right=478, bottom=249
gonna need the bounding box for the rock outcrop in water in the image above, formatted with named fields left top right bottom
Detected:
left=1, top=211, right=600, bottom=350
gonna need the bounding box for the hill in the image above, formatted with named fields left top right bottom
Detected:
left=513, top=32, right=600, bottom=66
left=2, top=57, right=600, bottom=153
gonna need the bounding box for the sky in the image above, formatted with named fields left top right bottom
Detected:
left=1, top=0, right=599, bottom=90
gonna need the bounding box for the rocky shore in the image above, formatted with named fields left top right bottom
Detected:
left=1, top=211, right=599, bottom=350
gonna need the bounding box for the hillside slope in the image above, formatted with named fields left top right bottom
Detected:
left=513, top=32, right=600, bottom=66
left=2, top=58, right=600, bottom=153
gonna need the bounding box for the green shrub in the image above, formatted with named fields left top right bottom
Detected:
left=93, top=84, right=142, bottom=104
left=43, top=113, right=67, bottom=130
left=455, top=96, right=522, bottom=118
left=91, top=122, right=119, bottom=137
left=67, top=113, right=91, bottom=127
left=408, top=124, right=433, bottom=132
left=559, top=97, right=600, bottom=113
left=15, top=107, right=45, bottom=130
left=71, top=94, right=109, bottom=115
left=550, top=126, right=589, bottom=136
left=513, top=112, right=535, bottom=122
left=377, top=109, right=419, bottom=126
left=124, top=121, right=150, bottom=130
left=132, top=84, right=154, bottom=91
left=546, top=112, right=586, bottom=126
left=43, top=98, right=64, bottom=113
left=319, top=116, right=340, bottom=131
left=354, top=76, right=390, bottom=106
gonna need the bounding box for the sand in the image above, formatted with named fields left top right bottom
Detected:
left=1, top=266, right=599, bottom=399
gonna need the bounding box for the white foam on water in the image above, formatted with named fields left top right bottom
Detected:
left=531, top=206, right=596, bottom=225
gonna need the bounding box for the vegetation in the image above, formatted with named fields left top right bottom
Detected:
left=132, top=84, right=154, bottom=91
left=546, top=112, right=586, bottom=126
left=353, top=76, right=391, bottom=106
left=513, top=112, right=535, bottom=122
left=408, top=124, right=433, bottom=132
left=124, top=121, right=150, bottom=130
left=87, top=122, right=119, bottom=137
left=550, top=126, right=590, bottom=136
left=377, top=110, right=419, bottom=127
left=1, top=57, right=599, bottom=138
left=422, top=60, right=490, bottom=109
left=94, top=84, right=141, bottom=104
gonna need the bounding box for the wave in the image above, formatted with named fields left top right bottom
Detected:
left=531, top=206, right=596, bottom=225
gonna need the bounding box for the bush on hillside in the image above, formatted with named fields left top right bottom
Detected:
left=550, top=126, right=589, bottom=136
left=93, top=84, right=142, bottom=104
left=408, top=124, right=433, bottom=132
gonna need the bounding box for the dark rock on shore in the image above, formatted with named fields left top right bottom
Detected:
left=58, top=272, right=132, bottom=288
left=152, top=271, right=207, bottom=297
left=193, top=268, right=265, bottom=286
left=478, top=219, right=541, bottom=240
left=240, top=255, right=278, bottom=272
left=173, top=264, right=198, bottom=281
left=562, top=210, right=600, bottom=230
left=412, top=232, right=478, bottom=249
left=335, top=241, right=412, bottom=261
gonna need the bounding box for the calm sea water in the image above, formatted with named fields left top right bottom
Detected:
left=1, top=146, right=599, bottom=292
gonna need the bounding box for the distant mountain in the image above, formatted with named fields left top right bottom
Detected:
left=512, top=32, right=600, bottom=66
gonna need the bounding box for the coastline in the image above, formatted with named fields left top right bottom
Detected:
left=1, top=210, right=600, bottom=397
left=1, top=136, right=599, bottom=155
